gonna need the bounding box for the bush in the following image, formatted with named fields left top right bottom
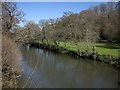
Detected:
left=2, top=35, right=22, bottom=88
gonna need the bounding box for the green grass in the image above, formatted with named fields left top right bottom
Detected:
left=59, top=41, right=119, bottom=57
left=36, top=40, right=119, bottom=57
left=95, top=43, right=119, bottom=57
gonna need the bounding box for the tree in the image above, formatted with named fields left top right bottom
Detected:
left=2, top=2, right=24, bottom=31
left=13, top=21, right=40, bottom=44
left=38, top=19, right=51, bottom=44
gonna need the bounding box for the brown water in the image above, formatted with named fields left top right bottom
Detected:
left=18, top=45, right=119, bottom=88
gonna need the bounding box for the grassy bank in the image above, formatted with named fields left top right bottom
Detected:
left=59, top=42, right=119, bottom=57
left=30, top=41, right=120, bottom=68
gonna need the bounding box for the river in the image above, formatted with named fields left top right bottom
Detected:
left=17, top=45, right=119, bottom=88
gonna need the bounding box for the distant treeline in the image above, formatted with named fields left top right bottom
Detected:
left=12, top=2, right=120, bottom=45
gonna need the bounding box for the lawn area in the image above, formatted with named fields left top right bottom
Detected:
left=59, top=42, right=120, bottom=57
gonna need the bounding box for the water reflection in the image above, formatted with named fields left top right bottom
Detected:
left=18, top=46, right=119, bottom=88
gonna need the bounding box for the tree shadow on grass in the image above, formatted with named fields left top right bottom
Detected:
left=95, top=43, right=120, bottom=49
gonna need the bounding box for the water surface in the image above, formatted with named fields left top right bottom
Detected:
left=18, top=46, right=119, bottom=88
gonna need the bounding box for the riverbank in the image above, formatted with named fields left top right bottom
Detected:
left=29, top=41, right=120, bottom=69
left=2, top=35, right=22, bottom=88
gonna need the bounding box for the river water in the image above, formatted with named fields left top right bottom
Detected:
left=18, top=45, right=119, bottom=88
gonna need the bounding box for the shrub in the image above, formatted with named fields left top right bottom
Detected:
left=2, top=35, right=22, bottom=88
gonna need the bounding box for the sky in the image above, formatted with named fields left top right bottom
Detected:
left=17, top=2, right=103, bottom=26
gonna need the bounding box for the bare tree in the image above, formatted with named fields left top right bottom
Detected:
left=2, top=2, right=24, bottom=31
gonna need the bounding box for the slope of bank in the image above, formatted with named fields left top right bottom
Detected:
left=2, top=35, right=22, bottom=88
